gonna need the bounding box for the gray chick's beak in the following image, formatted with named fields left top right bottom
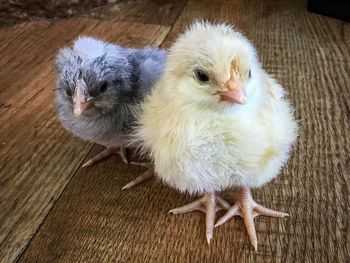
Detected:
left=73, top=84, right=93, bottom=117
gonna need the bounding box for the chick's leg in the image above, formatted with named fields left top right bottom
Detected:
left=215, top=187, right=288, bottom=251
left=169, top=192, right=231, bottom=245
left=82, top=145, right=128, bottom=167
left=122, top=168, right=155, bottom=190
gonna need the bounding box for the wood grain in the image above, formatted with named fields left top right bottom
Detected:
left=2, top=0, right=350, bottom=262
left=0, top=0, right=187, bottom=28
left=82, top=0, right=188, bottom=26
left=0, top=18, right=170, bottom=263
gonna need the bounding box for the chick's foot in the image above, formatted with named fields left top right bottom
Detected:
left=122, top=169, right=155, bottom=190
left=215, top=187, right=288, bottom=251
left=169, top=192, right=231, bottom=245
left=82, top=145, right=128, bottom=167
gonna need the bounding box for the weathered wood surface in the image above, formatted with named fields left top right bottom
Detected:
left=0, top=18, right=170, bottom=263
left=0, top=0, right=187, bottom=27
left=1, top=0, right=350, bottom=262
left=82, top=0, right=188, bottom=26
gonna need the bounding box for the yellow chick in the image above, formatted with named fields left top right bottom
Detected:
left=133, top=21, right=298, bottom=249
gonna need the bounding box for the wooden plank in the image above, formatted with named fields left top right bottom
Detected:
left=0, top=18, right=170, bottom=263
left=160, top=0, right=258, bottom=48
left=82, top=0, right=188, bottom=26
left=0, top=0, right=187, bottom=28
left=16, top=0, right=350, bottom=262
left=17, top=146, right=174, bottom=263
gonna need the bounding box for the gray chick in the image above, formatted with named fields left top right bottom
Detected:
left=55, top=36, right=166, bottom=167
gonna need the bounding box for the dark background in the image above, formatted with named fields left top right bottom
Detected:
left=1, top=0, right=349, bottom=27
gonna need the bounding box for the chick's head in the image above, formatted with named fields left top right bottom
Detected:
left=166, top=21, right=260, bottom=108
left=55, top=36, right=132, bottom=118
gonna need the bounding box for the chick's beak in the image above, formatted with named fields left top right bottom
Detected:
left=73, top=84, right=92, bottom=117
left=220, top=73, right=246, bottom=104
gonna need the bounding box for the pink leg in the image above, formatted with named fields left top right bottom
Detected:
left=122, top=169, right=155, bottom=190
left=119, top=146, right=129, bottom=164
left=129, top=161, right=151, bottom=168
left=169, top=192, right=231, bottom=245
left=215, top=187, right=288, bottom=251
left=82, top=145, right=128, bottom=167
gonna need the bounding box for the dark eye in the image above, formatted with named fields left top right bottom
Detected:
left=248, top=70, right=252, bottom=79
left=100, top=82, right=108, bottom=93
left=194, top=69, right=210, bottom=84
left=65, top=89, right=72, bottom=96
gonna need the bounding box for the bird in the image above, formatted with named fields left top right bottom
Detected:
left=55, top=36, right=166, bottom=176
left=132, top=21, right=298, bottom=249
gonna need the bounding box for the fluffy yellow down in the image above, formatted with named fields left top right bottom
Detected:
left=133, top=21, right=298, bottom=195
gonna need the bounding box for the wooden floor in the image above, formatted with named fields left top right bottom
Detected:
left=1, top=0, right=349, bottom=262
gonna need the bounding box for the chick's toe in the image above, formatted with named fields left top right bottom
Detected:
left=169, top=192, right=231, bottom=245
left=82, top=145, right=128, bottom=167
left=122, top=169, right=155, bottom=190
left=215, top=187, right=288, bottom=251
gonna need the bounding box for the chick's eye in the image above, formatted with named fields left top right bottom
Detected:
left=248, top=70, right=252, bottom=79
left=100, top=82, right=108, bottom=93
left=65, top=89, right=72, bottom=96
left=194, top=69, right=210, bottom=84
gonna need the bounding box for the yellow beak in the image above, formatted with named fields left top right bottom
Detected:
left=220, top=69, right=246, bottom=104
